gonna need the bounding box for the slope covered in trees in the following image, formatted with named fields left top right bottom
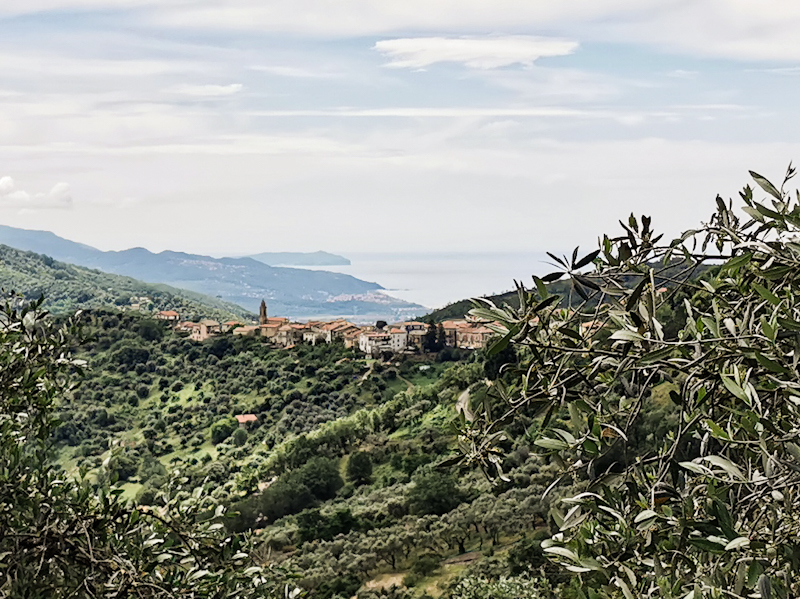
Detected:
left=0, top=224, right=424, bottom=320
left=44, top=304, right=578, bottom=598
left=8, top=167, right=800, bottom=599
left=452, top=167, right=800, bottom=597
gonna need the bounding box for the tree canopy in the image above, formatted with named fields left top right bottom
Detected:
left=454, top=166, right=800, bottom=597
left=0, top=296, right=295, bottom=597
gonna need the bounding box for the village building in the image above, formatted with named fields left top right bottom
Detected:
left=235, top=414, right=258, bottom=428
left=176, top=321, right=200, bottom=334
left=342, top=328, right=361, bottom=349
left=326, top=320, right=361, bottom=342
left=359, top=331, right=392, bottom=355
left=389, top=327, right=408, bottom=352
left=191, top=319, right=221, bottom=342
left=396, top=321, right=427, bottom=333
left=155, top=310, right=180, bottom=322
left=221, top=320, right=243, bottom=332
left=302, top=322, right=326, bottom=345
left=455, top=325, right=495, bottom=349
left=275, top=323, right=308, bottom=347
left=406, top=328, right=427, bottom=350
left=232, top=325, right=260, bottom=337
left=259, top=322, right=282, bottom=339
left=442, top=320, right=470, bottom=346
left=259, top=299, right=268, bottom=325
left=127, top=296, right=152, bottom=312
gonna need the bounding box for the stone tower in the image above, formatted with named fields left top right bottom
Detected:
left=259, top=299, right=268, bottom=325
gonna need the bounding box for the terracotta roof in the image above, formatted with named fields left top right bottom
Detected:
left=390, top=328, right=406, bottom=334
left=200, top=319, right=219, bottom=326
left=470, top=326, right=494, bottom=334
left=259, top=323, right=281, bottom=329
left=235, top=414, right=258, bottom=424
left=233, top=325, right=259, bottom=333
left=159, top=310, right=179, bottom=317
left=224, top=320, right=241, bottom=326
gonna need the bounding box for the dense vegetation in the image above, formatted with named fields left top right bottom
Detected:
left=456, top=167, right=800, bottom=597
left=0, top=243, right=250, bottom=320
left=6, top=167, right=800, bottom=598
left=0, top=297, right=293, bottom=597
left=50, top=307, right=554, bottom=597
left=25, top=295, right=687, bottom=598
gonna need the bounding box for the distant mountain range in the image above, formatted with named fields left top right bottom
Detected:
left=0, top=244, right=251, bottom=321
left=248, top=251, right=350, bottom=266
left=0, top=225, right=424, bottom=321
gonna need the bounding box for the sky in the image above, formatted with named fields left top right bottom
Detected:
left=1, top=1, right=800, bottom=256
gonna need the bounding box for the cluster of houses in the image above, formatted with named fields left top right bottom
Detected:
left=153, top=299, right=498, bottom=355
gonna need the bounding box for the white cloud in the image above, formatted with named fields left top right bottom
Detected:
left=0, top=1, right=800, bottom=63
left=0, top=177, right=73, bottom=210
left=112, top=1, right=800, bottom=62
left=374, top=36, right=578, bottom=69
left=248, top=107, right=590, bottom=117
left=248, top=65, right=342, bottom=79
left=165, top=83, right=244, bottom=97
left=0, top=52, right=198, bottom=78
left=0, top=176, right=13, bottom=195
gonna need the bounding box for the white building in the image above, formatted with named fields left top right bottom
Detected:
left=359, top=331, right=392, bottom=355
left=389, top=328, right=408, bottom=352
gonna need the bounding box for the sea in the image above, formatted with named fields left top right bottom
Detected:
left=294, top=251, right=554, bottom=311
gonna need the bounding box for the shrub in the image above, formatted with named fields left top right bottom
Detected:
left=209, top=417, right=238, bottom=444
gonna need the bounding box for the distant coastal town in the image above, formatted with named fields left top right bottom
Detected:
left=148, top=298, right=497, bottom=354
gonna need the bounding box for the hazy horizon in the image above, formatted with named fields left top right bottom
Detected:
left=0, top=2, right=799, bottom=257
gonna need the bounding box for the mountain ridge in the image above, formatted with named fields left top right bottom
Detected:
left=0, top=225, right=424, bottom=321
left=0, top=243, right=252, bottom=321
left=248, top=250, right=350, bottom=266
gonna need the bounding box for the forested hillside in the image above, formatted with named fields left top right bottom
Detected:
left=7, top=169, right=800, bottom=598
left=0, top=244, right=251, bottom=321
left=54, top=309, right=565, bottom=597
left=0, top=224, right=424, bottom=320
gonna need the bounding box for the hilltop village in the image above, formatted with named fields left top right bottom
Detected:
left=152, top=299, right=497, bottom=355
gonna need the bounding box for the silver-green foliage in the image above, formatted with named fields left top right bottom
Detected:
left=455, top=166, right=800, bottom=597
left=0, top=295, right=295, bottom=597
left=448, top=574, right=550, bottom=599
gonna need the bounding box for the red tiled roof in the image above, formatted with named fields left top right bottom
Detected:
left=235, top=414, right=258, bottom=424
left=159, top=310, right=179, bottom=317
